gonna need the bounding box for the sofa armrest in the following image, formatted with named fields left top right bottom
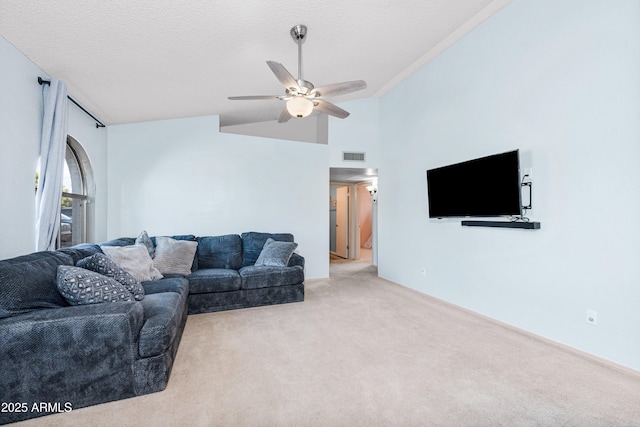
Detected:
left=0, top=302, right=144, bottom=415
left=288, top=253, right=305, bottom=269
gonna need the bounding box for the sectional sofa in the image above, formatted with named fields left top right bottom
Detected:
left=0, top=232, right=304, bottom=424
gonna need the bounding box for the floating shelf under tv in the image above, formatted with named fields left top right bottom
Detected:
left=461, top=220, right=541, bottom=230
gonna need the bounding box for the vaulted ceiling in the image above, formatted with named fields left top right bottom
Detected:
left=1, top=1, right=510, bottom=126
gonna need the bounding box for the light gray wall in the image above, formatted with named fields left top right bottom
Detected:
left=378, top=0, right=640, bottom=370
left=0, top=35, right=108, bottom=259
left=328, top=98, right=380, bottom=168
left=107, top=115, right=329, bottom=279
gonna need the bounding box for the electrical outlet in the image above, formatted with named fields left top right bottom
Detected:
left=586, top=309, right=598, bottom=325
left=420, top=268, right=426, bottom=277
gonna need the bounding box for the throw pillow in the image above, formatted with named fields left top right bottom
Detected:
left=254, top=238, right=298, bottom=267
left=135, top=230, right=155, bottom=258
left=153, top=236, right=198, bottom=276
left=100, top=244, right=163, bottom=282
left=77, top=253, right=145, bottom=301
left=56, top=265, right=133, bottom=305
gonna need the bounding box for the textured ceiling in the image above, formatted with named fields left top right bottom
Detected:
left=0, top=0, right=510, bottom=126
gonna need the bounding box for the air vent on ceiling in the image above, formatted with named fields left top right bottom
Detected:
left=343, top=152, right=366, bottom=161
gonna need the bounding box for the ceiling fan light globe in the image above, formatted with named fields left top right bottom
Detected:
left=286, top=96, right=314, bottom=118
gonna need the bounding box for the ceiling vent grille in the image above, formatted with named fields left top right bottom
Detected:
left=343, top=152, right=366, bottom=161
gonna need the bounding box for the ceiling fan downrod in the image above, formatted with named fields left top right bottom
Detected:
left=290, top=25, right=312, bottom=94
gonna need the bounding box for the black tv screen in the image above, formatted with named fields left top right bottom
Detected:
left=426, top=150, right=522, bottom=218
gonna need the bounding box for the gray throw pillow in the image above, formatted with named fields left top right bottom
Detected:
left=254, top=238, right=298, bottom=267
left=135, top=230, right=155, bottom=258
left=77, top=253, right=145, bottom=301
left=152, top=236, right=198, bottom=276
left=100, top=244, right=163, bottom=282
left=57, top=265, right=133, bottom=305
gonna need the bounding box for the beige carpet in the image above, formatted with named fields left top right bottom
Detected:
left=16, top=257, right=640, bottom=426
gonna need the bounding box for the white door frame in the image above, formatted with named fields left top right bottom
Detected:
left=331, top=181, right=377, bottom=261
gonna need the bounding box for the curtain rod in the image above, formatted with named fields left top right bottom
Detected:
left=38, top=77, right=106, bottom=129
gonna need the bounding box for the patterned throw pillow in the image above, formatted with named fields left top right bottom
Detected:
left=100, top=244, right=163, bottom=282
left=56, top=265, right=133, bottom=305
left=135, top=230, right=155, bottom=258
left=77, top=253, right=145, bottom=301
left=254, top=238, right=298, bottom=267
left=152, top=236, right=198, bottom=276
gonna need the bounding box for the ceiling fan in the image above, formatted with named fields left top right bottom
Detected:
left=228, top=25, right=367, bottom=123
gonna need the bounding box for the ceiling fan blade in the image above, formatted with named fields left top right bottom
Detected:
left=313, top=100, right=350, bottom=119
left=266, top=61, right=300, bottom=91
left=228, top=95, right=282, bottom=100
left=311, top=80, right=367, bottom=98
left=278, top=107, right=293, bottom=123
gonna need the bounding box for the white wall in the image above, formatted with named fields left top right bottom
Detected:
left=329, top=98, right=380, bottom=168
left=378, top=0, right=640, bottom=370
left=107, top=115, right=329, bottom=279
left=0, top=36, right=42, bottom=258
left=0, top=35, right=108, bottom=258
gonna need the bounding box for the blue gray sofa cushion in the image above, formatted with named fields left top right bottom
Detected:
left=241, top=232, right=294, bottom=266
left=138, top=286, right=185, bottom=358
left=56, top=265, right=134, bottom=305
left=187, top=269, right=241, bottom=293
left=197, top=234, right=243, bottom=269
left=77, top=253, right=145, bottom=301
left=239, top=265, right=305, bottom=289
left=58, top=243, right=103, bottom=264
left=0, top=251, right=72, bottom=318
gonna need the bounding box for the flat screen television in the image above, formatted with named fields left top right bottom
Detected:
left=426, top=150, right=522, bottom=218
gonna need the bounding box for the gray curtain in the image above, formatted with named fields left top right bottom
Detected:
left=35, top=79, right=68, bottom=251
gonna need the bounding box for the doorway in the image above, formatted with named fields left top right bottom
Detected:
left=329, top=167, right=378, bottom=265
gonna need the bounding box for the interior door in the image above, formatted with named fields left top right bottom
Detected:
left=335, top=186, right=349, bottom=258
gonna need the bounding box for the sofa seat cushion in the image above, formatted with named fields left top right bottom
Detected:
left=142, top=277, right=189, bottom=296
left=187, top=269, right=241, bottom=293
left=0, top=251, right=73, bottom=318
left=239, top=265, right=304, bottom=290
left=138, top=290, right=185, bottom=358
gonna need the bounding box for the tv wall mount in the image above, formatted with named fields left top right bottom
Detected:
left=521, top=181, right=532, bottom=210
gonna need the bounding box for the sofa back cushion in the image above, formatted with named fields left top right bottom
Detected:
left=241, top=232, right=294, bottom=267
left=0, top=251, right=73, bottom=318
left=197, top=234, right=242, bottom=270
left=57, top=243, right=103, bottom=264
left=100, top=237, right=136, bottom=247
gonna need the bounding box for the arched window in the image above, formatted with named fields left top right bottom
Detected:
left=59, top=136, right=94, bottom=248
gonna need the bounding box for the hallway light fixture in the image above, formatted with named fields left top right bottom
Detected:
left=367, top=185, right=378, bottom=203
